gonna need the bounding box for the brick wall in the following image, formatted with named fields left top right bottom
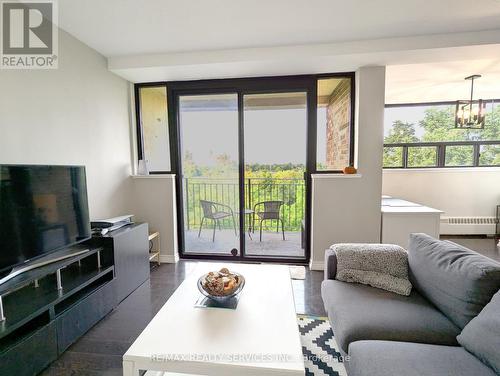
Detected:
left=325, top=79, right=351, bottom=170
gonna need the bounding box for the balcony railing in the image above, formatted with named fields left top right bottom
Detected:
left=383, top=140, right=500, bottom=169
left=184, top=178, right=305, bottom=231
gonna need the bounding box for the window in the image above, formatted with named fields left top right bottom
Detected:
left=316, top=76, right=354, bottom=171
left=134, top=75, right=356, bottom=175
left=445, top=145, right=474, bottom=167
left=136, top=85, right=171, bottom=172
left=479, top=144, right=500, bottom=166
left=383, top=101, right=500, bottom=168
left=407, top=146, right=436, bottom=168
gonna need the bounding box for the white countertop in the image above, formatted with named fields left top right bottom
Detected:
left=381, top=205, right=443, bottom=214
left=381, top=197, right=442, bottom=214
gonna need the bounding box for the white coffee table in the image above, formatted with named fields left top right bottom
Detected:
left=123, top=263, right=304, bottom=376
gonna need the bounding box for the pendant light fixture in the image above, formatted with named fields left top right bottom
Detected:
left=455, top=74, right=485, bottom=129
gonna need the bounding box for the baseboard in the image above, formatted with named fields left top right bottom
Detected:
left=309, top=260, right=324, bottom=271
left=159, top=253, right=179, bottom=264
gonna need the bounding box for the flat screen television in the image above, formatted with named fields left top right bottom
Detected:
left=0, top=165, right=91, bottom=276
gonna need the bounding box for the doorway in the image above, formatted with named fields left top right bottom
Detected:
left=178, top=93, right=240, bottom=256
left=173, top=78, right=313, bottom=263
left=243, top=92, right=307, bottom=258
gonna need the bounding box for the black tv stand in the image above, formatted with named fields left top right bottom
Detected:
left=0, top=222, right=150, bottom=375
left=0, top=244, right=115, bottom=374
left=0, top=246, right=95, bottom=287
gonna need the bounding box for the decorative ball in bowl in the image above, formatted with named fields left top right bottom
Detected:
left=197, top=267, right=245, bottom=302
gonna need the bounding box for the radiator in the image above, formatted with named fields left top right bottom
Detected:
left=440, top=216, right=497, bottom=235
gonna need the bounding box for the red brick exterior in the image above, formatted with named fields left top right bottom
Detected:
left=326, top=79, right=351, bottom=170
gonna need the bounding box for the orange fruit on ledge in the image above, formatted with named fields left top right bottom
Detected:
left=343, top=165, right=357, bottom=174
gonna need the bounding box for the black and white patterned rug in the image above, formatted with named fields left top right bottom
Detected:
left=298, top=315, right=347, bottom=376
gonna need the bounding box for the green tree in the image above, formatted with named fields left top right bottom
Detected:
left=420, top=106, right=500, bottom=166
left=211, top=153, right=237, bottom=178
left=183, top=151, right=201, bottom=177
left=383, top=121, right=418, bottom=167
left=478, top=105, right=500, bottom=165
left=385, top=120, right=419, bottom=143
left=384, top=104, right=500, bottom=167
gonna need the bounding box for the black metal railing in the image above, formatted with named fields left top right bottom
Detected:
left=383, top=140, right=500, bottom=168
left=184, top=178, right=305, bottom=231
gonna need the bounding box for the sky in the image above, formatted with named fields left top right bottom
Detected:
left=165, top=102, right=498, bottom=170
left=178, top=99, right=500, bottom=168
left=180, top=108, right=314, bottom=166
left=384, top=102, right=499, bottom=138
left=384, top=106, right=428, bottom=138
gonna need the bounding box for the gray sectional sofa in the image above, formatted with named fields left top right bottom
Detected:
left=321, top=233, right=500, bottom=376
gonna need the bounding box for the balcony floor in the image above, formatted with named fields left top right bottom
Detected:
left=184, top=229, right=304, bottom=258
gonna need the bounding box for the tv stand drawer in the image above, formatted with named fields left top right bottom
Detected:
left=0, top=321, right=57, bottom=376
left=55, top=280, right=115, bottom=353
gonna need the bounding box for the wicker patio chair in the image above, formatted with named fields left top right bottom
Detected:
left=198, top=200, right=237, bottom=242
left=253, top=200, right=285, bottom=242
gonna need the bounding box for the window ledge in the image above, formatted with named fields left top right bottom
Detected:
left=131, top=174, right=176, bottom=179
left=383, top=167, right=500, bottom=173
left=311, top=173, right=362, bottom=179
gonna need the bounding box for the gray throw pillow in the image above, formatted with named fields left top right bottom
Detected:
left=408, top=233, right=500, bottom=328
left=332, top=243, right=412, bottom=296
left=457, top=290, right=500, bottom=374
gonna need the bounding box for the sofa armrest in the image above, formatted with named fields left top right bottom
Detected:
left=324, top=248, right=338, bottom=280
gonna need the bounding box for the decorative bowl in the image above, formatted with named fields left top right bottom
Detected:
left=197, top=271, right=245, bottom=302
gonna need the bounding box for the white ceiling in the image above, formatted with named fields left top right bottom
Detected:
left=56, top=1, right=500, bottom=102
left=59, top=0, right=500, bottom=57
left=386, top=59, right=500, bottom=103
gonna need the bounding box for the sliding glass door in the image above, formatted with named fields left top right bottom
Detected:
left=176, top=90, right=309, bottom=261
left=172, top=77, right=318, bottom=262
left=135, top=73, right=356, bottom=263
left=178, top=93, right=240, bottom=255
left=243, top=92, right=307, bottom=259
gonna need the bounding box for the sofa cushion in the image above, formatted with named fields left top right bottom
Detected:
left=347, top=340, right=496, bottom=376
left=321, top=279, right=460, bottom=353
left=408, top=233, right=500, bottom=328
left=457, top=289, right=500, bottom=374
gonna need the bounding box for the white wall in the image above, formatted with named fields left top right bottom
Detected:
left=129, top=176, right=179, bottom=262
left=383, top=168, right=500, bottom=217
left=0, top=30, right=132, bottom=219
left=310, top=66, right=386, bottom=270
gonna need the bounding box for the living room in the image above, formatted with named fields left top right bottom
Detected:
left=0, top=1, right=499, bottom=375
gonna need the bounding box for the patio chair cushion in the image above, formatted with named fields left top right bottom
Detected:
left=211, top=212, right=231, bottom=220
left=256, top=211, right=280, bottom=220
left=408, top=233, right=500, bottom=329
left=347, top=341, right=497, bottom=376
left=321, top=279, right=460, bottom=353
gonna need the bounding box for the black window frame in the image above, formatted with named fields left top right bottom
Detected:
left=383, top=100, right=500, bottom=169
left=134, top=72, right=356, bottom=175
left=313, top=72, right=356, bottom=173
left=133, top=73, right=356, bottom=265
left=134, top=84, right=176, bottom=175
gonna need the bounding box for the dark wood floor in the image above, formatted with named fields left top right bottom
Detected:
left=441, top=235, right=500, bottom=262
left=40, top=236, right=499, bottom=375
left=40, top=261, right=325, bottom=375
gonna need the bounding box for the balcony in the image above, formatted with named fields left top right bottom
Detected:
left=183, top=177, right=305, bottom=258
